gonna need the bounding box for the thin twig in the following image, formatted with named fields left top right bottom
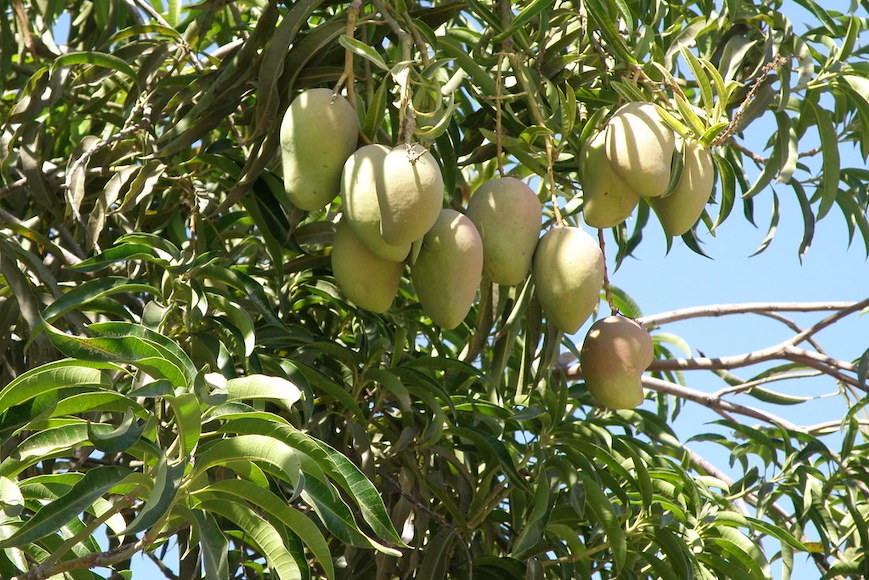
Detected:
left=712, top=55, right=789, bottom=147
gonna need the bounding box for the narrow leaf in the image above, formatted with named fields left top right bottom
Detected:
left=579, top=474, right=626, bottom=570
left=0, top=466, right=129, bottom=548
left=339, top=35, right=389, bottom=71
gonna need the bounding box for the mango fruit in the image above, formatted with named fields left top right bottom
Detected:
left=331, top=220, right=404, bottom=313
left=465, top=177, right=542, bottom=286
left=280, top=88, right=359, bottom=211
left=650, top=140, right=715, bottom=236
left=340, top=144, right=411, bottom=262
left=579, top=316, right=653, bottom=409
left=379, top=144, right=444, bottom=246
left=604, top=102, right=675, bottom=198
left=579, top=130, right=641, bottom=228
left=532, top=227, right=604, bottom=334
left=410, top=209, right=483, bottom=329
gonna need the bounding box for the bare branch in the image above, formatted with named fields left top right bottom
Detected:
left=639, top=301, right=861, bottom=329
left=639, top=376, right=803, bottom=431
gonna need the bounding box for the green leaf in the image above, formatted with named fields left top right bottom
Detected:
left=0, top=360, right=115, bottom=415
left=201, top=479, right=335, bottom=580
left=197, top=499, right=302, bottom=580
left=224, top=374, right=303, bottom=412
left=492, top=0, right=552, bottom=42
left=218, top=418, right=404, bottom=547
left=50, top=51, right=138, bottom=83
left=86, top=322, right=196, bottom=386
left=119, top=454, right=185, bottom=536
left=750, top=192, right=780, bottom=256
left=805, top=100, right=840, bottom=220
left=583, top=0, right=637, bottom=64
left=192, top=434, right=302, bottom=486
left=0, top=476, right=24, bottom=517
left=511, top=473, right=552, bottom=558
left=0, top=466, right=129, bottom=548
left=297, top=475, right=399, bottom=555
left=710, top=525, right=770, bottom=578
left=87, top=407, right=147, bottom=453
left=192, top=511, right=229, bottom=580
left=449, top=426, right=527, bottom=490
left=579, top=473, right=626, bottom=570
left=417, top=527, right=455, bottom=580
left=339, top=34, right=389, bottom=71
left=165, top=392, right=202, bottom=457
left=680, top=47, right=714, bottom=117
left=41, top=277, right=160, bottom=324
left=254, top=0, right=329, bottom=134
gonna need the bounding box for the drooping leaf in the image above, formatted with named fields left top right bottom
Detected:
left=0, top=466, right=130, bottom=548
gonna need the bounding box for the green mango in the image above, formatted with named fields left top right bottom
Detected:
left=579, top=316, right=653, bottom=409
left=465, top=177, right=542, bottom=285
left=650, top=140, right=715, bottom=236
left=579, top=129, right=641, bottom=228
left=604, top=102, right=676, bottom=198
left=340, top=144, right=411, bottom=262
left=280, top=88, right=359, bottom=211
left=378, top=144, right=444, bottom=246
left=410, top=209, right=483, bottom=329
left=331, top=220, right=404, bottom=313
left=533, top=227, right=604, bottom=334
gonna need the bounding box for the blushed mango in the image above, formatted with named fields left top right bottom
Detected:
left=465, top=177, right=542, bottom=286
left=331, top=220, right=404, bottom=313
left=579, top=130, right=641, bottom=228
left=280, top=88, right=359, bottom=211
left=604, top=102, right=676, bottom=198
left=650, top=140, right=715, bottom=236
left=340, top=144, right=411, bottom=262
left=378, top=144, right=444, bottom=246
left=410, top=209, right=483, bottom=329
left=579, top=316, right=653, bottom=409
left=532, top=227, right=604, bottom=334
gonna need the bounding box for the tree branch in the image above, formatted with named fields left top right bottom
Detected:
left=638, top=301, right=861, bottom=329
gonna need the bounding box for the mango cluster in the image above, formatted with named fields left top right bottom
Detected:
left=578, top=102, right=715, bottom=236
left=280, top=89, right=654, bottom=409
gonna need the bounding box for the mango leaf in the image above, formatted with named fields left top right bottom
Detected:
left=339, top=34, right=389, bottom=71
left=165, top=392, right=202, bottom=458
left=42, top=322, right=193, bottom=388
left=192, top=434, right=302, bottom=486
left=0, top=360, right=116, bottom=415
left=0, top=466, right=129, bottom=548
left=0, top=476, right=24, bottom=517
left=299, top=475, right=400, bottom=556
left=579, top=473, right=626, bottom=571
left=72, top=243, right=166, bottom=272
left=50, top=51, right=138, bottom=83
left=218, top=418, right=404, bottom=547
left=192, top=511, right=230, bottom=580
left=41, top=277, right=160, bottom=324
left=417, top=527, right=455, bottom=580
left=119, top=455, right=186, bottom=536
left=197, top=498, right=302, bottom=580
left=87, top=407, right=147, bottom=453
left=224, top=374, right=303, bottom=412
left=511, top=473, right=552, bottom=558
left=201, top=479, right=335, bottom=580
left=805, top=99, right=840, bottom=220
left=449, top=426, right=528, bottom=490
